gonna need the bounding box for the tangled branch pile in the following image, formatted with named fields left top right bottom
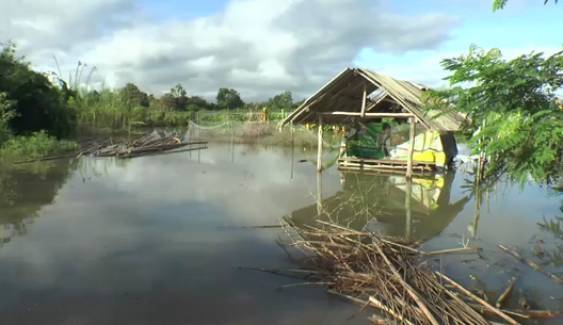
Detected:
left=286, top=221, right=558, bottom=325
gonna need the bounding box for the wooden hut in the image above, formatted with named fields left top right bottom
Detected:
left=280, top=68, right=465, bottom=177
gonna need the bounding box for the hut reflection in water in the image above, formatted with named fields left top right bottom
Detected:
left=286, top=170, right=470, bottom=242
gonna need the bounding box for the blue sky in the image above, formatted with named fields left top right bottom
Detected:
left=357, top=0, right=563, bottom=85
left=1, top=0, right=561, bottom=99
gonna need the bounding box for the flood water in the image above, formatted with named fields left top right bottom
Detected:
left=0, top=141, right=561, bottom=324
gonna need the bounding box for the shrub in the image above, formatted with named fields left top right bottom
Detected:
left=0, top=131, right=77, bottom=163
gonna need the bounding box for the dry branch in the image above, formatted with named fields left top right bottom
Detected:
left=282, top=221, right=538, bottom=325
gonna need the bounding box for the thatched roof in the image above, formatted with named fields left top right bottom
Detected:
left=281, top=68, right=465, bottom=132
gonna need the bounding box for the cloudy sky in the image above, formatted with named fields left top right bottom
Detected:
left=1, top=0, right=561, bottom=100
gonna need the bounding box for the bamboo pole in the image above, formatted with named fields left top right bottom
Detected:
left=316, top=170, right=323, bottom=215
left=496, top=277, right=517, bottom=308
left=437, top=272, right=521, bottom=325
left=317, top=115, right=323, bottom=172
left=373, top=243, right=440, bottom=325
left=290, top=122, right=295, bottom=180
left=323, top=112, right=414, bottom=118
left=361, top=84, right=367, bottom=118
left=405, top=177, right=412, bottom=240
left=406, top=117, right=416, bottom=179
left=338, top=126, right=347, bottom=161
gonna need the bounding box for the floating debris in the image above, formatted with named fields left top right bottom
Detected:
left=13, top=131, right=208, bottom=164
left=268, top=220, right=561, bottom=324
left=79, top=131, right=207, bottom=159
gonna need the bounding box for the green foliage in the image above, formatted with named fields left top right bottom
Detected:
left=0, top=43, right=75, bottom=137
left=170, top=83, right=187, bottom=98
left=155, top=84, right=217, bottom=112
left=0, top=92, right=16, bottom=145
left=429, top=47, right=563, bottom=182
left=186, top=96, right=216, bottom=111
left=217, top=88, right=244, bottom=110
left=159, top=93, right=179, bottom=111
left=267, top=91, right=293, bottom=110
left=120, top=83, right=149, bottom=108
left=493, top=0, right=558, bottom=11
left=0, top=131, right=77, bottom=163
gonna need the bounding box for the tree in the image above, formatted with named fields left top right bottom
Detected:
left=428, top=46, right=563, bottom=183
left=216, top=88, right=244, bottom=110
left=493, top=0, right=557, bottom=11
left=185, top=96, right=214, bottom=111
left=268, top=91, right=293, bottom=110
left=170, top=84, right=187, bottom=98
left=0, top=43, right=74, bottom=137
left=169, top=84, right=189, bottom=110
left=120, top=83, right=149, bottom=108
left=157, top=84, right=190, bottom=111
left=159, top=93, right=178, bottom=111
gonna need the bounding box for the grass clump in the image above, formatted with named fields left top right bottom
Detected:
left=0, top=131, right=77, bottom=163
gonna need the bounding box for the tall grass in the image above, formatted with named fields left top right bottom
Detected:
left=73, top=91, right=290, bottom=131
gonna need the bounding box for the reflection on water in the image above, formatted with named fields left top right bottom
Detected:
left=0, top=142, right=561, bottom=324
left=0, top=161, right=76, bottom=247
left=287, top=171, right=470, bottom=242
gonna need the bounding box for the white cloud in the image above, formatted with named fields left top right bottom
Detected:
left=1, top=0, right=458, bottom=100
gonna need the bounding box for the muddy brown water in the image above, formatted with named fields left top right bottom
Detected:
left=0, top=142, right=561, bottom=324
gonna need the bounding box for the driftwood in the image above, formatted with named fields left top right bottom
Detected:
left=498, top=244, right=563, bottom=285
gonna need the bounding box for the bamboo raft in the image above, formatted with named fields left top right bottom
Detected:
left=79, top=137, right=208, bottom=159
left=338, top=157, right=436, bottom=174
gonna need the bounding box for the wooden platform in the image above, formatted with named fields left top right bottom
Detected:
left=338, top=157, right=436, bottom=174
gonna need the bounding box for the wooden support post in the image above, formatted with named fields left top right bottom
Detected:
left=406, top=117, right=416, bottom=179
left=317, top=115, right=323, bottom=172
left=338, top=126, right=347, bottom=159
left=405, top=177, right=412, bottom=240
left=316, top=169, right=323, bottom=215
left=360, top=84, right=367, bottom=118
left=290, top=122, right=295, bottom=180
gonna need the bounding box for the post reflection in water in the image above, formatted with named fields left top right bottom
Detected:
left=286, top=170, right=470, bottom=242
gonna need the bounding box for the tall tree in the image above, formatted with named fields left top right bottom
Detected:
left=120, top=83, right=149, bottom=108
left=428, top=46, right=563, bottom=183
left=268, top=91, right=293, bottom=110
left=170, top=84, right=188, bottom=110
left=216, top=88, right=244, bottom=110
